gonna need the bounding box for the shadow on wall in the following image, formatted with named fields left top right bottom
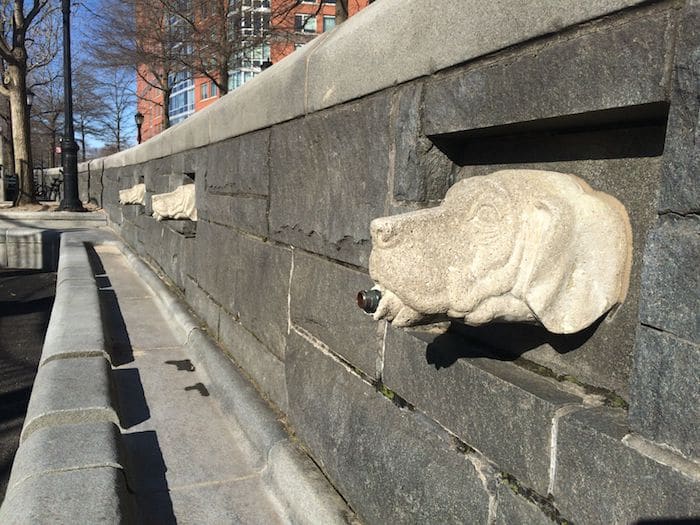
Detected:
left=419, top=317, right=603, bottom=370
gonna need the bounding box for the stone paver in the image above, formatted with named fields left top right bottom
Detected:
left=95, top=245, right=285, bottom=523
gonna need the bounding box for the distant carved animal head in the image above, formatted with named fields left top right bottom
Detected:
left=368, top=170, right=632, bottom=334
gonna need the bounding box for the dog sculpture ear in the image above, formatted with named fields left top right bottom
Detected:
left=520, top=191, right=632, bottom=335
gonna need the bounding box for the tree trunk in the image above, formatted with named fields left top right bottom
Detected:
left=162, top=87, right=171, bottom=130
left=8, top=63, right=36, bottom=206
left=336, top=0, right=349, bottom=24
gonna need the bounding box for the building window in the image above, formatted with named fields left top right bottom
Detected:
left=323, top=16, right=335, bottom=32
left=168, top=71, right=195, bottom=124
left=295, top=14, right=316, bottom=33
left=211, top=83, right=218, bottom=97
left=200, top=82, right=209, bottom=100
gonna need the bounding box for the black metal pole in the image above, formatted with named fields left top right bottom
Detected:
left=137, top=124, right=142, bottom=144
left=58, top=0, right=84, bottom=211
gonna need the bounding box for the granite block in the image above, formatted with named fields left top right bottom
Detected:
left=659, top=1, right=700, bottom=213
left=630, top=326, right=700, bottom=459
left=205, top=130, right=270, bottom=195
left=639, top=214, right=700, bottom=342
left=218, top=314, right=288, bottom=412
left=383, top=327, right=582, bottom=494
left=290, top=251, right=381, bottom=377
left=553, top=407, right=700, bottom=523
left=424, top=7, right=673, bottom=136
left=286, top=331, right=491, bottom=524
left=269, top=92, right=391, bottom=268
left=194, top=221, right=291, bottom=358
left=21, top=356, right=119, bottom=443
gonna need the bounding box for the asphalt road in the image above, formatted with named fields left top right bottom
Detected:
left=0, top=269, right=55, bottom=501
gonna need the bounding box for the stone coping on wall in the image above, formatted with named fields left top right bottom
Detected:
left=84, top=0, right=648, bottom=172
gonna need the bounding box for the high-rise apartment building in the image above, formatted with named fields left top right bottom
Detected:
left=136, top=0, right=370, bottom=142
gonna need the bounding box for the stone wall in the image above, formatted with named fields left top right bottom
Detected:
left=78, top=1, right=699, bottom=522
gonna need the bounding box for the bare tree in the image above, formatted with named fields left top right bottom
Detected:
left=0, top=0, right=58, bottom=205
left=30, top=63, right=63, bottom=168
left=94, top=67, right=134, bottom=152
left=73, top=61, right=108, bottom=160
left=89, top=0, right=183, bottom=130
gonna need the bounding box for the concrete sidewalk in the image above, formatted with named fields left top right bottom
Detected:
left=0, top=227, right=354, bottom=524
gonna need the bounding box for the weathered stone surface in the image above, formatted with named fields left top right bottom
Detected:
left=195, top=221, right=291, bottom=358
left=201, top=193, right=268, bottom=237
left=41, top=282, right=108, bottom=365
left=383, top=327, right=581, bottom=494
left=659, top=1, right=700, bottom=213
left=639, top=215, right=700, bottom=342
left=553, top=407, right=700, bottom=523
left=7, top=422, right=124, bottom=493
left=269, top=92, right=390, bottom=267
left=495, top=482, right=551, bottom=525
left=290, top=251, right=381, bottom=377
left=0, top=467, right=132, bottom=524
left=370, top=171, right=632, bottom=334
left=392, top=83, right=455, bottom=203
left=424, top=7, right=673, bottom=136
left=218, top=313, right=288, bottom=412
left=4, top=229, right=59, bottom=271
left=286, top=331, right=491, bottom=524
left=21, top=356, right=119, bottom=442
left=162, top=218, right=197, bottom=237
left=205, top=130, right=270, bottom=195
left=185, top=276, right=221, bottom=337
left=630, top=326, right=700, bottom=459
left=306, top=0, right=648, bottom=113
left=121, top=203, right=144, bottom=221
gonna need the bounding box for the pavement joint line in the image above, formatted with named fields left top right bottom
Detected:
left=114, top=239, right=356, bottom=524
left=167, top=472, right=264, bottom=492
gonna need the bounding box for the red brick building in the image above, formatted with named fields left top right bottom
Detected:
left=136, top=0, right=370, bottom=142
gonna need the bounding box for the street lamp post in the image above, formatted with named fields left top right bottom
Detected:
left=58, top=0, right=84, bottom=212
left=134, top=112, right=144, bottom=144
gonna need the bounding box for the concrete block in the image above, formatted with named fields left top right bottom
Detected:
left=21, top=356, right=119, bottom=443
left=306, top=0, right=648, bottom=113
left=553, top=407, right=700, bottom=523
left=40, top=282, right=108, bottom=365
left=422, top=5, right=672, bottom=136
left=659, top=2, right=700, bottom=213
left=162, top=218, right=197, bottom=238
left=205, top=130, right=270, bottom=196
left=7, top=422, right=124, bottom=493
left=383, top=327, right=582, bottom=494
left=639, top=215, right=700, bottom=342
left=495, top=482, right=551, bottom=525
left=290, top=251, right=381, bottom=377
left=630, top=326, right=700, bottom=459
left=218, top=313, right=288, bottom=413
left=286, top=331, right=491, bottom=524
left=208, top=33, right=327, bottom=144
left=392, top=83, right=455, bottom=203
left=195, top=221, right=291, bottom=358
left=269, top=92, right=391, bottom=268
left=0, top=467, right=132, bottom=524
left=200, top=193, right=268, bottom=237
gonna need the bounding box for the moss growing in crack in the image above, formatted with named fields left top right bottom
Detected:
left=498, top=472, right=573, bottom=525
left=378, top=384, right=395, bottom=401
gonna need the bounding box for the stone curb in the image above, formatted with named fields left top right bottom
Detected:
left=0, top=232, right=133, bottom=523
left=0, top=227, right=60, bottom=270
left=115, top=242, right=356, bottom=525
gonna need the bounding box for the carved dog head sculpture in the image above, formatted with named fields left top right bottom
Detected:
left=368, top=170, right=632, bottom=334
